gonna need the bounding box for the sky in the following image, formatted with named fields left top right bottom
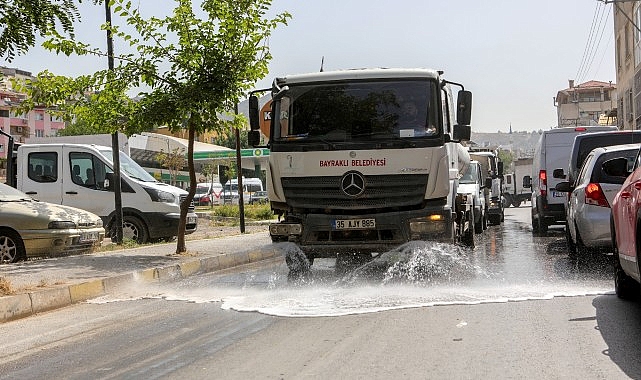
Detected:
left=5, top=0, right=617, bottom=133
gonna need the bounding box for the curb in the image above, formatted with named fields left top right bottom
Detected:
left=0, top=247, right=280, bottom=323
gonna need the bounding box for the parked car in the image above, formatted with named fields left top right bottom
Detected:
left=193, top=183, right=214, bottom=206
left=556, top=144, right=638, bottom=260
left=608, top=145, right=641, bottom=299
left=0, top=182, right=105, bottom=263
left=525, top=126, right=617, bottom=235
left=249, top=190, right=269, bottom=205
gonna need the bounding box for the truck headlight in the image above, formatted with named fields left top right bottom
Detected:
left=143, top=187, right=176, bottom=203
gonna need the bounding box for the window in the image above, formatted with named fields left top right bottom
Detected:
left=35, top=113, right=44, bottom=121
left=27, top=152, right=58, bottom=183
left=34, top=129, right=44, bottom=138
left=0, top=110, right=8, bottom=118
left=69, top=152, right=106, bottom=189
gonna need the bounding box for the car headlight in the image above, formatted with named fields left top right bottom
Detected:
left=49, top=221, right=77, bottom=229
left=143, top=187, right=176, bottom=203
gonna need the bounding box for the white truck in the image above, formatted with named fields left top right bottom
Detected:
left=11, top=143, right=198, bottom=243
left=458, top=160, right=487, bottom=233
left=247, top=68, right=475, bottom=270
left=503, top=157, right=533, bottom=208
left=469, top=150, right=504, bottom=225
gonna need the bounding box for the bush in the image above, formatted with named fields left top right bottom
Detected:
left=211, top=203, right=273, bottom=220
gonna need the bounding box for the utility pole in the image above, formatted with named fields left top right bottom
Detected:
left=105, top=2, right=123, bottom=244
left=235, top=102, right=245, bottom=233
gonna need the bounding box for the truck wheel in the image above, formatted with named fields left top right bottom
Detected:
left=462, top=209, right=475, bottom=247
left=512, top=200, right=521, bottom=208
left=502, top=195, right=511, bottom=208
left=0, top=228, right=26, bottom=263
left=474, top=209, right=483, bottom=234
left=122, top=215, right=149, bottom=244
left=537, top=216, right=548, bottom=235
left=489, top=214, right=500, bottom=225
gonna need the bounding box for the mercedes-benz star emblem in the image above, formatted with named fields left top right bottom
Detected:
left=340, top=171, right=366, bottom=197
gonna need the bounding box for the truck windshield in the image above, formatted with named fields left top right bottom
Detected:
left=98, top=148, right=157, bottom=182
left=460, top=164, right=479, bottom=184
left=273, top=79, right=439, bottom=143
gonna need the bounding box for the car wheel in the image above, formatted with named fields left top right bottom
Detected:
left=474, top=206, right=483, bottom=234
left=122, top=215, right=149, bottom=244
left=489, top=214, right=500, bottom=226
left=537, top=216, right=548, bottom=235
left=614, top=240, right=639, bottom=300
left=566, top=221, right=577, bottom=260
left=0, top=228, right=27, bottom=263
left=575, top=226, right=590, bottom=258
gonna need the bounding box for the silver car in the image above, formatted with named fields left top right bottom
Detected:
left=558, top=144, right=638, bottom=260
left=0, top=182, right=105, bottom=263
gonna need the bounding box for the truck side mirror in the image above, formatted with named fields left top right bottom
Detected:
left=602, top=157, right=631, bottom=178
left=498, top=161, right=504, bottom=176
left=552, top=168, right=566, bottom=179
left=249, top=95, right=260, bottom=131
left=523, top=175, right=532, bottom=189
left=456, top=90, right=472, bottom=126
left=453, top=124, right=471, bottom=142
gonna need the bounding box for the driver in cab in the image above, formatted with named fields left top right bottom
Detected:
left=397, top=100, right=436, bottom=137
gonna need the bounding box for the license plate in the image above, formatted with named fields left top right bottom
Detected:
left=187, top=216, right=197, bottom=224
left=79, top=231, right=99, bottom=243
left=551, top=191, right=566, bottom=198
left=332, top=218, right=376, bottom=230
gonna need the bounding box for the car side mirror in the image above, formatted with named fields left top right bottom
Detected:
left=555, top=181, right=571, bottom=192
left=552, top=168, right=566, bottom=179
left=602, top=157, right=631, bottom=178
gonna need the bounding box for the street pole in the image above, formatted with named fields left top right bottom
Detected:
left=105, top=1, right=124, bottom=244
left=235, top=102, right=245, bottom=233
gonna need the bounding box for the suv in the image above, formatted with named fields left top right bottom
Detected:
left=556, top=144, right=638, bottom=260
left=608, top=144, right=641, bottom=299
left=526, top=126, right=616, bottom=234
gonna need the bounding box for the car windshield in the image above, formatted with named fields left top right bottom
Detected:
left=273, top=79, right=439, bottom=143
left=0, top=182, right=33, bottom=201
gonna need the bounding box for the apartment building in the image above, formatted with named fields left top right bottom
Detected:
left=0, top=67, right=66, bottom=159
left=613, top=2, right=641, bottom=130
left=555, top=79, right=617, bottom=127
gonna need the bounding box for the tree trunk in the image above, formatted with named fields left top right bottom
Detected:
left=175, top=120, right=196, bottom=254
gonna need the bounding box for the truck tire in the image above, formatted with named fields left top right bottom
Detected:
left=122, top=215, right=149, bottom=244
left=489, top=214, right=501, bottom=225
left=503, top=194, right=511, bottom=208
left=512, top=200, right=522, bottom=208
left=537, top=216, right=548, bottom=235
left=474, top=209, right=483, bottom=234
left=461, top=209, right=475, bottom=247
left=0, top=228, right=26, bottom=263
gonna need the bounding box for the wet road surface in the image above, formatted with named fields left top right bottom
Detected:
left=92, top=206, right=615, bottom=317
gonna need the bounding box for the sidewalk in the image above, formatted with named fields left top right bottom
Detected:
left=0, top=232, right=278, bottom=323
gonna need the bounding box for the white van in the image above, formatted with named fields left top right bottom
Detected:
left=222, top=177, right=264, bottom=205
left=194, top=182, right=223, bottom=206
left=16, top=143, right=198, bottom=243
left=525, top=126, right=616, bottom=234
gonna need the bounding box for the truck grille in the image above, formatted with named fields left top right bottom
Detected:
left=281, top=174, right=427, bottom=211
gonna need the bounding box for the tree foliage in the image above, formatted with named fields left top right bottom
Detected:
left=19, top=0, right=290, bottom=253
left=156, top=148, right=186, bottom=186
left=0, top=0, right=81, bottom=61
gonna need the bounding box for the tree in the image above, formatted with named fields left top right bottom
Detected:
left=0, top=0, right=81, bottom=61
left=156, top=148, right=186, bottom=186
left=24, top=0, right=290, bottom=254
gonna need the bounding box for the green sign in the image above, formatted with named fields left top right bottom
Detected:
left=192, top=148, right=270, bottom=160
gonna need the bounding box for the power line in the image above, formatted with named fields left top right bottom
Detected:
left=578, top=6, right=612, bottom=83
left=576, top=2, right=610, bottom=83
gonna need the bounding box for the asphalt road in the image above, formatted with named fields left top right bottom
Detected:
left=1, top=207, right=640, bottom=379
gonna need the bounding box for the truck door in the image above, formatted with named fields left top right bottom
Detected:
left=19, top=146, right=64, bottom=204
left=62, top=147, right=116, bottom=217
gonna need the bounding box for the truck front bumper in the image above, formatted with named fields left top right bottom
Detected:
left=270, top=206, right=455, bottom=258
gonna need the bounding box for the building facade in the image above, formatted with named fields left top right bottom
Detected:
left=0, top=67, right=66, bottom=159
left=555, top=79, right=617, bottom=127
left=613, top=2, right=641, bottom=130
